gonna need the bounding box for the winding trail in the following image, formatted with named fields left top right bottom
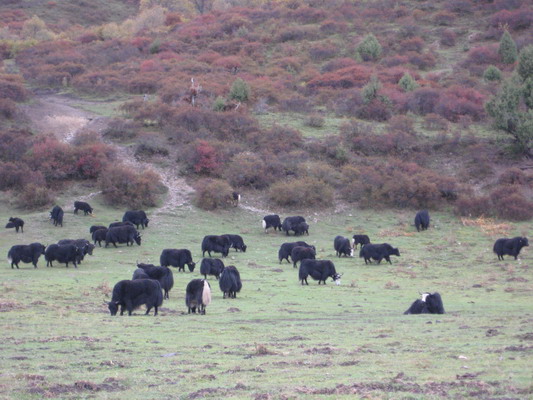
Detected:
left=21, top=94, right=194, bottom=217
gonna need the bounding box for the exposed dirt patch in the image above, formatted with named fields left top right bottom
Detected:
left=304, top=346, right=334, bottom=355
left=0, top=300, right=24, bottom=312
left=21, top=93, right=195, bottom=213
left=28, top=377, right=125, bottom=397
left=516, top=332, right=533, bottom=341
left=35, top=335, right=108, bottom=343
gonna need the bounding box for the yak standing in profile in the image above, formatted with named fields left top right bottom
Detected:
left=108, top=279, right=163, bottom=316
left=185, top=279, right=211, bottom=314
left=219, top=265, right=242, bottom=299
left=404, top=292, right=445, bottom=314
left=5, top=217, right=24, bottom=233
left=493, top=237, right=528, bottom=261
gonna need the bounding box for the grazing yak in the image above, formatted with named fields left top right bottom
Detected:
left=74, top=201, right=93, bottom=215
left=352, top=234, right=370, bottom=249
left=108, top=279, right=163, bottom=316
left=281, top=216, right=306, bottom=236
left=136, top=263, right=174, bottom=299
left=50, top=205, right=64, bottom=227
left=223, top=234, right=247, bottom=252
left=122, top=210, right=149, bottom=230
left=7, top=243, right=46, bottom=269
left=185, top=279, right=212, bottom=314
left=404, top=292, right=445, bottom=315
left=334, top=236, right=353, bottom=257
left=160, top=249, right=196, bottom=272
left=89, top=225, right=106, bottom=234
left=202, top=235, right=231, bottom=257
left=291, top=246, right=316, bottom=268
left=219, top=265, right=242, bottom=299
left=360, top=243, right=400, bottom=264
left=57, top=239, right=95, bottom=264
left=493, top=237, right=529, bottom=261
left=278, top=241, right=315, bottom=264
left=45, top=244, right=83, bottom=268
left=262, top=215, right=282, bottom=232
left=5, top=217, right=24, bottom=233
left=92, top=228, right=108, bottom=247
left=200, top=258, right=225, bottom=280
left=109, top=221, right=134, bottom=229
left=293, top=221, right=309, bottom=236
left=299, top=259, right=342, bottom=285
left=415, top=210, right=430, bottom=232
left=105, top=225, right=141, bottom=248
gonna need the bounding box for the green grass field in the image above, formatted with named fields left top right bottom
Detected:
left=0, top=195, right=531, bottom=399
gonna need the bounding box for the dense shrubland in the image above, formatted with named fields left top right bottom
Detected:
left=0, top=0, right=532, bottom=217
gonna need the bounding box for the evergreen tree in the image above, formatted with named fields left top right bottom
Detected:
left=229, top=78, right=250, bottom=102
left=483, top=65, right=502, bottom=82
left=357, top=33, right=382, bottom=61
left=362, top=76, right=382, bottom=104
left=498, top=30, right=517, bottom=64
left=398, top=73, right=418, bottom=91
left=517, top=45, right=533, bottom=81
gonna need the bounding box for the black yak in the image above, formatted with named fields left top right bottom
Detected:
left=185, top=279, right=212, bottom=314
left=291, top=246, right=316, bottom=268
left=160, top=249, right=195, bottom=272
left=404, top=292, right=445, bottom=314
left=50, top=205, right=64, bottom=227
left=352, top=234, right=370, bottom=249
left=299, top=259, right=342, bottom=285
left=74, top=201, right=93, bottom=215
left=493, top=237, right=529, bottom=261
left=262, top=215, right=282, bottom=232
left=281, top=216, right=306, bottom=236
left=136, top=263, right=174, bottom=299
left=45, top=244, right=83, bottom=268
left=222, top=234, right=247, bottom=252
left=201, top=235, right=231, bottom=257
left=334, top=236, right=353, bottom=257
left=7, top=243, right=46, bottom=269
left=92, top=228, right=108, bottom=247
left=108, top=279, right=163, bottom=316
left=359, top=243, right=400, bottom=264
left=122, top=210, right=149, bottom=229
left=5, top=217, right=24, bottom=233
left=278, top=241, right=314, bottom=264
left=105, top=225, right=141, bottom=247
left=200, top=258, right=225, bottom=280
left=219, top=265, right=242, bottom=299
left=415, top=210, right=430, bottom=232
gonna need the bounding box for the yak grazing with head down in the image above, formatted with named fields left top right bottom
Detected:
left=185, top=279, right=211, bottom=314
left=219, top=265, right=242, bottom=299
left=299, top=259, right=342, bottom=285
left=108, top=279, right=163, bottom=316
left=404, top=292, right=445, bottom=314
left=493, top=237, right=528, bottom=261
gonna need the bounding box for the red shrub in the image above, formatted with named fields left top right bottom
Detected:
left=193, top=178, right=235, bottom=210
left=165, top=12, right=182, bottom=26
left=309, top=43, right=337, bottom=61
left=490, top=186, right=533, bottom=221
left=440, top=29, right=457, bottom=46
left=321, top=58, right=358, bottom=73
left=433, top=11, right=456, bottom=26
left=464, top=45, right=499, bottom=67
left=17, top=184, right=54, bottom=210
left=435, top=86, right=485, bottom=122
left=213, top=56, right=242, bottom=72
left=77, top=32, right=99, bottom=44
left=406, top=88, right=441, bottom=115
left=407, top=52, right=436, bottom=70
left=193, top=140, right=222, bottom=175
left=26, top=137, right=77, bottom=181
left=0, top=74, right=30, bottom=102
left=288, top=6, right=327, bottom=24
left=490, top=8, right=532, bottom=31
left=0, top=98, right=16, bottom=119
left=320, top=20, right=348, bottom=34
left=399, top=37, right=424, bottom=53
left=498, top=168, right=527, bottom=185
left=307, top=65, right=372, bottom=89
left=454, top=196, right=492, bottom=217
left=356, top=98, right=392, bottom=121
left=0, top=162, right=45, bottom=189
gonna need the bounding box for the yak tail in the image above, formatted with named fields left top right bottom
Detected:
left=7, top=256, right=12, bottom=264
left=262, top=219, right=266, bottom=230
left=202, top=280, right=211, bottom=306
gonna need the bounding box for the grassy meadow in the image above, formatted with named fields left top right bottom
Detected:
left=0, top=194, right=531, bottom=400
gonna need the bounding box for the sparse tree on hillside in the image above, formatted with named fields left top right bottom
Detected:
left=357, top=33, right=382, bottom=61
left=398, top=73, right=418, bottom=91
left=498, top=30, right=518, bottom=64
left=21, top=15, right=55, bottom=41
left=362, top=76, right=382, bottom=104
left=229, top=78, right=250, bottom=102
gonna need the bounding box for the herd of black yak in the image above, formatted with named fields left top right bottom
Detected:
left=5, top=203, right=529, bottom=316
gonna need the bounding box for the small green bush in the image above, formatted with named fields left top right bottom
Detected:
left=229, top=78, right=250, bottom=102
left=398, top=73, right=418, bottom=92
left=357, top=33, right=382, bottom=61
left=303, top=114, right=325, bottom=128
left=483, top=65, right=502, bottom=82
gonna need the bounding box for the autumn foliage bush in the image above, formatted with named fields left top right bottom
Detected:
left=268, top=176, right=333, bottom=208
left=490, top=186, right=533, bottom=221
left=193, top=178, right=235, bottom=210
left=99, top=165, right=164, bottom=208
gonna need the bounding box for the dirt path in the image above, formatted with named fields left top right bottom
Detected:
left=21, top=94, right=195, bottom=216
